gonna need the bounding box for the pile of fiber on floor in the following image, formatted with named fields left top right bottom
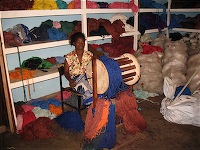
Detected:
left=20, top=117, right=57, bottom=141
left=54, top=111, right=84, bottom=132
left=116, top=89, right=147, bottom=134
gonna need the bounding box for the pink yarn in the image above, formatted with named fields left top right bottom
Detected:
left=22, top=111, right=37, bottom=129
left=73, top=0, right=80, bottom=9
left=87, top=1, right=98, bottom=8
left=130, top=0, right=138, bottom=12
left=53, top=21, right=61, bottom=29
left=56, top=91, right=72, bottom=101
left=21, top=104, right=35, bottom=113
left=16, top=114, right=23, bottom=133
left=109, top=2, right=129, bottom=9
left=73, top=0, right=98, bottom=9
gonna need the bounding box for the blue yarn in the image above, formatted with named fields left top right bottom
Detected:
left=174, top=86, right=191, bottom=98
left=47, top=27, right=67, bottom=41
left=98, top=104, right=116, bottom=149
left=54, top=111, right=84, bottom=132
left=83, top=97, right=93, bottom=106
left=29, top=98, right=61, bottom=110
left=55, top=56, right=65, bottom=64
left=99, top=56, right=128, bottom=99
left=83, top=103, right=116, bottom=149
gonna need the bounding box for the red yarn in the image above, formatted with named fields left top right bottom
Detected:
left=116, top=89, right=147, bottom=134
left=22, top=111, right=37, bottom=129
left=100, top=37, right=135, bottom=58
left=45, top=57, right=56, bottom=65
left=141, top=43, right=163, bottom=54
left=20, top=117, right=56, bottom=141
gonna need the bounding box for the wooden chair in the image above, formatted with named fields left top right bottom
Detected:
left=57, top=64, right=85, bottom=114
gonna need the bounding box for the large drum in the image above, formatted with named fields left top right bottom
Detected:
left=86, top=59, right=109, bottom=94
left=115, top=53, right=140, bottom=85
left=86, top=53, right=140, bottom=94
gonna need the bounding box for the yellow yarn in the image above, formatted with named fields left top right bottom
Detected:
left=32, top=0, right=58, bottom=10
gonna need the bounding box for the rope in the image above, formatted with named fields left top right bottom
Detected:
left=16, top=46, right=27, bottom=102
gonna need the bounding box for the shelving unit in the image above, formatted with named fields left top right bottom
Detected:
left=0, top=9, right=84, bottom=129
left=168, top=0, right=200, bottom=33
left=0, top=0, right=141, bottom=129
left=138, top=5, right=168, bottom=36
left=1, top=0, right=198, bottom=131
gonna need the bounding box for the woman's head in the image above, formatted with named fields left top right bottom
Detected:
left=70, top=32, right=86, bottom=50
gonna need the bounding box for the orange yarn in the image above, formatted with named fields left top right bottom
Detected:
left=84, top=98, right=110, bottom=140
left=49, top=104, right=62, bottom=116
left=9, top=68, right=35, bottom=80
left=68, top=1, right=75, bottom=9
left=116, top=89, right=147, bottom=134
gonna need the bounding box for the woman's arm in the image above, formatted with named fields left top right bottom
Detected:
left=64, top=59, right=76, bottom=87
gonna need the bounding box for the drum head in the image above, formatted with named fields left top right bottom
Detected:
left=120, top=53, right=141, bottom=85
left=86, top=59, right=109, bottom=94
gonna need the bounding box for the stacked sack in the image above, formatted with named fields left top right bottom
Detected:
left=162, top=40, right=188, bottom=87
left=181, top=33, right=200, bottom=56
left=151, top=33, right=168, bottom=50
left=186, top=53, right=200, bottom=93
left=133, top=52, right=163, bottom=94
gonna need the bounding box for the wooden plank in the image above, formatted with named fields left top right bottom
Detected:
left=0, top=37, right=15, bottom=133
left=123, top=77, right=134, bottom=82
left=115, top=57, right=129, bottom=62
left=92, top=58, right=98, bottom=108
left=113, top=132, right=147, bottom=150
left=122, top=72, right=136, bottom=79
left=116, top=59, right=133, bottom=66
left=120, top=65, right=136, bottom=72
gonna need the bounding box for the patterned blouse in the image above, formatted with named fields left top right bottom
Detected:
left=65, top=50, right=93, bottom=78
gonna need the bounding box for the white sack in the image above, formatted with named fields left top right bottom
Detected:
left=160, top=95, right=200, bottom=127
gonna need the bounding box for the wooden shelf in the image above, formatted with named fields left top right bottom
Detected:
left=144, top=28, right=168, bottom=34
left=0, top=9, right=82, bottom=18
left=4, top=40, right=69, bottom=54
left=86, top=9, right=133, bottom=14
left=171, top=28, right=200, bottom=33
left=9, top=66, right=59, bottom=89
left=169, top=8, right=200, bottom=13
left=139, top=8, right=164, bottom=13
left=87, top=31, right=140, bottom=41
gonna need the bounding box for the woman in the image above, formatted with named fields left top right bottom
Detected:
left=64, top=32, right=93, bottom=104
left=64, top=32, right=93, bottom=86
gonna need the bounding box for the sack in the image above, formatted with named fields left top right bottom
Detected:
left=163, top=77, right=176, bottom=99
left=160, top=95, right=200, bottom=127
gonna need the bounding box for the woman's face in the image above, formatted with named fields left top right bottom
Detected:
left=74, top=37, right=85, bottom=50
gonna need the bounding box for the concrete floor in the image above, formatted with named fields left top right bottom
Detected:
left=1, top=94, right=200, bottom=150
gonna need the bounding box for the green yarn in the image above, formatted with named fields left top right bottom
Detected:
left=59, top=21, right=74, bottom=35
left=56, top=0, right=68, bottom=9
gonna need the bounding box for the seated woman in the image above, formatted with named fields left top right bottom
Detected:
left=64, top=32, right=93, bottom=105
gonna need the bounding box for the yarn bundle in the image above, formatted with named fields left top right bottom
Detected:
left=133, top=52, right=163, bottom=94
left=151, top=33, right=168, bottom=50
left=181, top=33, right=200, bottom=56
left=186, top=53, right=200, bottom=93
left=162, top=41, right=188, bottom=87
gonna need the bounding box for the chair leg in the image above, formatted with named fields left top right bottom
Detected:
left=78, top=95, right=81, bottom=114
